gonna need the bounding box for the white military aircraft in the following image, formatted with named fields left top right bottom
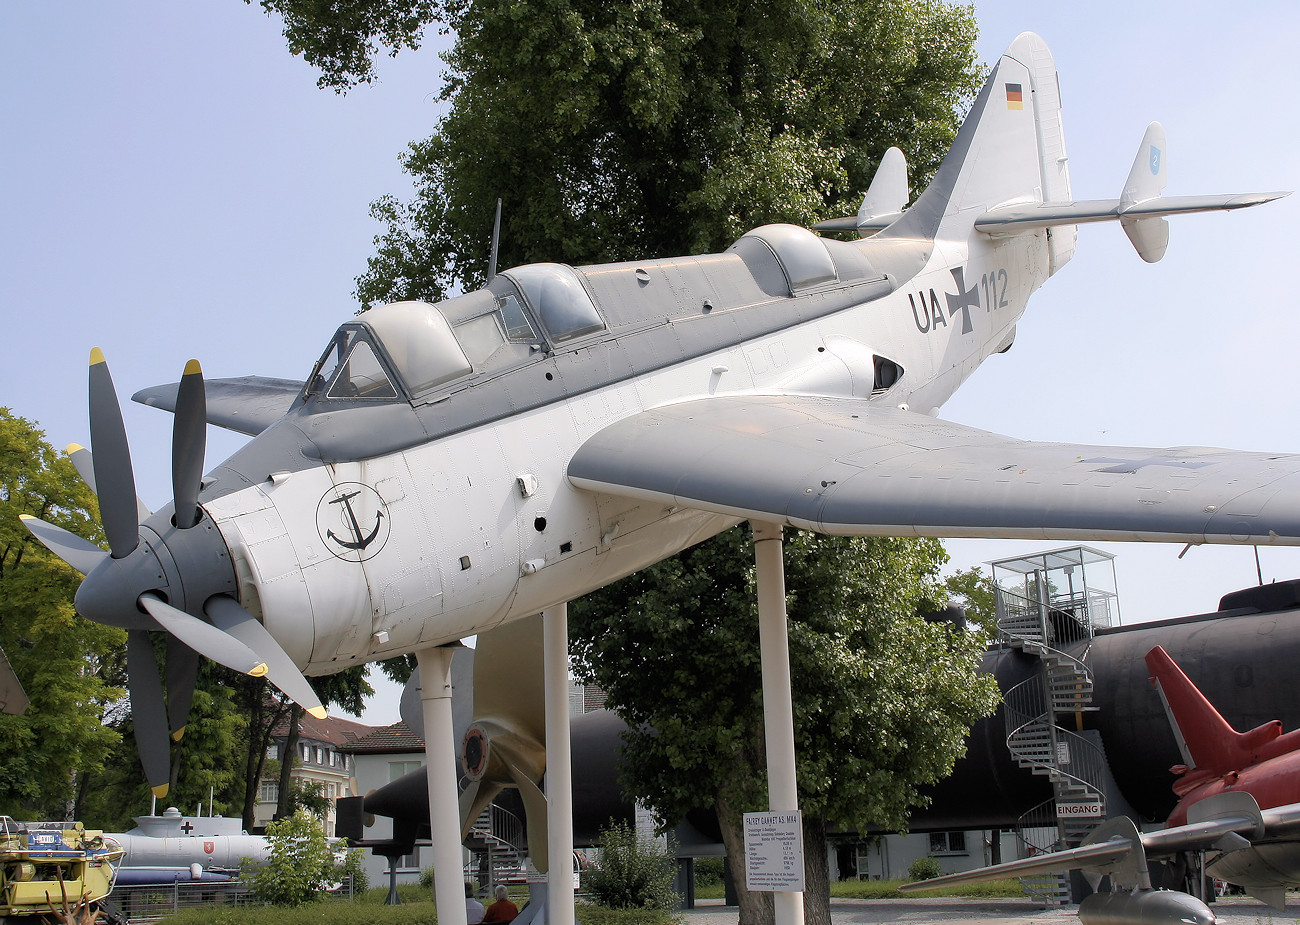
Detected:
left=20, top=31, right=1296, bottom=925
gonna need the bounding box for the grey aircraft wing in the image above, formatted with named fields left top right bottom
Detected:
left=133, top=376, right=304, bottom=436
left=567, top=395, right=1300, bottom=545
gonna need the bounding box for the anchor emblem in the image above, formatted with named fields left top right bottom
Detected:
left=316, top=482, right=391, bottom=562
left=327, top=489, right=384, bottom=550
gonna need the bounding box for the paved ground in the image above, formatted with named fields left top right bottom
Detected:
left=680, top=896, right=1300, bottom=925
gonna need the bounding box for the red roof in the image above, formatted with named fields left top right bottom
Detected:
left=336, top=721, right=426, bottom=754
left=272, top=712, right=378, bottom=747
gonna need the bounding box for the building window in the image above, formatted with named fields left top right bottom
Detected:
left=266, top=745, right=278, bottom=760
left=389, top=760, right=422, bottom=782
left=315, top=746, right=324, bottom=764
left=259, top=779, right=279, bottom=804
left=301, top=743, right=311, bottom=763
left=928, top=831, right=967, bottom=856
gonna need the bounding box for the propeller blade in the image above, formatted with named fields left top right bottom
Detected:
left=458, top=778, right=505, bottom=841
left=139, top=594, right=268, bottom=678
left=127, top=630, right=172, bottom=797
left=165, top=638, right=199, bottom=742
left=87, top=348, right=140, bottom=558
left=510, top=762, right=550, bottom=873
left=66, top=444, right=151, bottom=521
left=205, top=595, right=326, bottom=718
left=171, top=360, right=206, bottom=529
left=474, top=615, right=545, bottom=743
left=19, top=515, right=108, bottom=576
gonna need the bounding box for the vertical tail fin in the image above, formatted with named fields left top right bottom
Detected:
left=881, top=32, right=1075, bottom=271
left=1145, top=645, right=1283, bottom=775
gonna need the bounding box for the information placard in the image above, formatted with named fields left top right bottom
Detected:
left=743, top=811, right=804, bottom=892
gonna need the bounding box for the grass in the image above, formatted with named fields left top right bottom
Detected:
left=693, top=878, right=1027, bottom=901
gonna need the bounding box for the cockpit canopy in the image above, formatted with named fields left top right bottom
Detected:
left=302, top=264, right=606, bottom=405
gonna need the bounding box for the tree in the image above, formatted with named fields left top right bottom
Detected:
left=943, top=565, right=999, bottom=637
left=569, top=527, right=1000, bottom=925
left=246, top=0, right=982, bottom=306
left=0, top=409, right=125, bottom=820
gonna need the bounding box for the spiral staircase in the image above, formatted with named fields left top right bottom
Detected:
left=464, top=801, right=529, bottom=888
left=992, top=547, right=1120, bottom=905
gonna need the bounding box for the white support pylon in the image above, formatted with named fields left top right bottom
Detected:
left=417, top=644, right=469, bottom=925
left=753, top=521, right=804, bottom=925
left=544, top=602, right=576, bottom=925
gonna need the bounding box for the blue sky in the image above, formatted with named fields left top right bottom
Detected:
left=3, top=2, right=1299, bottom=723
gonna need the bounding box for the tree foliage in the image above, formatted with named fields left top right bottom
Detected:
left=0, top=409, right=124, bottom=819
left=297, top=0, right=985, bottom=305
left=943, top=565, right=999, bottom=637
left=569, top=527, right=1000, bottom=925
left=248, top=0, right=442, bottom=91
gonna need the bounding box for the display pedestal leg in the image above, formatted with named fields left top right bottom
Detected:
left=417, top=645, right=468, bottom=925
left=753, top=522, right=804, bottom=925
left=544, top=603, right=575, bottom=925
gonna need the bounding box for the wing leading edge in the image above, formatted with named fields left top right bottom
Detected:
left=568, top=395, right=1300, bottom=546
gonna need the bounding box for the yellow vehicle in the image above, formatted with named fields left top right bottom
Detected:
left=0, top=818, right=123, bottom=922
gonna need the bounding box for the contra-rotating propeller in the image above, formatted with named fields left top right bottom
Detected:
left=21, top=349, right=325, bottom=797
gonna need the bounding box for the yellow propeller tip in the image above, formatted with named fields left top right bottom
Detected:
left=18, top=514, right=32, bottom=521
left=66, top=443, right=85, bottom=455
left=249, top=664, right=269, bottom=678
left=151, top=785, right=169, bottom=799
left=183, top=359, right=202, bottom=376
left=90, top=347, right=106, bottom=366
left=308, top=707, right=328, bottom=720
left=172, top=728, right=186, bottom=742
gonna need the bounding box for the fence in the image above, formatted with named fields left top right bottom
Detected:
left=108, top=876, right=357, bottom=923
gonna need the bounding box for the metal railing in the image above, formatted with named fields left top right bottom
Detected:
left=108, top=876, right=358, bottom=923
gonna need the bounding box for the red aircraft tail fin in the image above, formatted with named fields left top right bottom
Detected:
left=1146, top=645, right=1260, bottom=774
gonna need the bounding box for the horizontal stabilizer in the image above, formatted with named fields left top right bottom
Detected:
left=898, top=839, right=1133, bottom=892
left=976, top=191, right=1288, bottom=233
left=134, top=376, right=304, bottom=436
left=977, top=120, right=1289, bottom=262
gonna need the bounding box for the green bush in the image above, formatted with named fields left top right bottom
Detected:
left=244, top=811, right=354, bottom=906
left=693, top=857, right=725, bottom=889
left=584, top=820, right=679, bottom=912
left=906, top=855, right=943, bottom=882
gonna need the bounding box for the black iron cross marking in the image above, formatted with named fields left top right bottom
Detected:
left=1085, top=456, right=1210, bottom=474
left=946, top=267, right=979, bottom=334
